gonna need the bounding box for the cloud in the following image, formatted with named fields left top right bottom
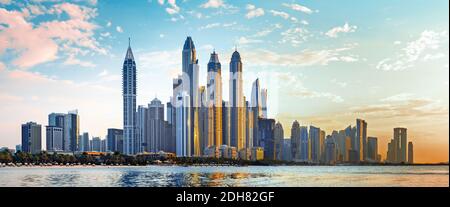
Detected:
left=63, top=54, right=96, bottom=68
left=198, top=22, right=220, bottom=30
left=236, top=37, right=262, bottom=45
left=279, top=27, right=310, bottom=46
left=325, top=23, right=357, bottom=38
left=245, top=4, right=264, bottom=19
left=116, top=26, right=123, bottom=33
left=351, top=93, right=448, bottom=118
left=0, top=3, right=105, bottom=69
left=277, top=72, right=344, bottom=103
left=200, top=0, right=225, bottom=8
left=243, top=46, right=358, bottom=67
left=252, top=24, right=282, bottom=37
left=377, top=30, right=448, bottom=71
left=282, top=3, right=313, bottom=14
left=269, top=10, right=289, bottom=19
left=106, top=21, right=112, bottom=27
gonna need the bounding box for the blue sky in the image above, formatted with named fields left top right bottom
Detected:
left=0, top=0, right=448, bottom=162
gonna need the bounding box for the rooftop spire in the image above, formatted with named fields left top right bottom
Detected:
left=125, top=38, right=134, bottom=60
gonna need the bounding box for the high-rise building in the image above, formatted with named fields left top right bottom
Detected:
left=356, top=119, right=367, bottom=161
left=79, top=132, right=90, bottom=152
left=123, top=38, right=137, bottom=155
left=246, top=102, right=254, bottom=149
left=46, top=126, right=63, bottom=152
left=274, top=122, right=284, bottom=160
left=367, top=137, right=378, bottom=162
left=198, top=86, right=208, bottom=155
left=282, top=139, right=292, bottom=161
left=258, top=118, right=275, bottom=160
left=394, top=127, right=407, bottom=163
left=176, top=91, right=191, bottom=157
left=222, top=101, right=230, bottom=146
left=90, top=137, right=101, bottom=152
left=290, top=120, right=300, bottom=161
left=107, top=128, right=123, bottom=153
left=325, top=137, right=336, bottom=164
left=206, top=51, right=223, bottom=149
left=48, top=111, right=79, bottom=152
left=261, top=88, right=268, bottom=119
left=148, top=98, right=165, bottom=152
left=137, top=105, right=148, bottom=153
left=309, top=126, right=321, bottom=163
left=229, top=49, right=245, bottom=151
left=299, top=126, right=309, bottom=161
left=182, top=37, right=199, bottom=156
left=100, top=139, right=107, bottom=152
left=408, top=141, right=414, bottom=164
left=21, top=122, right=41, bottom=154
left=251, top=79, right=262, bottom=147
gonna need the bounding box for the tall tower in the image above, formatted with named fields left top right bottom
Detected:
left=148, top=98, right=165, bottom=152
left=229, top=49, right=245, bottom=150
left=251, top=79, right=262, bottom=147
left=182, top=37, right=199, bottom=156
left=394, top=127, right=407, bottom=163
left=274, top=122, right=284, bottom=161
left=206, top=51, right=223, bottom=148
left=123, top=38, right=137, bottom=155
left=356, top=119, right=367, bottom=161
left=408, top=141, right=413, bottom=164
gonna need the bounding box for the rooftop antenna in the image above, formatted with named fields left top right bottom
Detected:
left=128, top=37, right=131, bottom=47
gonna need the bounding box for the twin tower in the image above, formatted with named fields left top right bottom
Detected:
left=174, top=36, right=247, bottom=157
left=122, top=36, right=267, bottom=157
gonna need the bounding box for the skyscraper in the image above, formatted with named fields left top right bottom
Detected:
left=408, top=141, right=414, bottom=164
left=309, top=126, right=320, bottom=163
left=251, top=79, right=262, bottom=147
left=91, top=137, right=101, bottom=152
left=367, top=137, right=378, bottom=162
left=107, top=128, right=123, bottom=153
left=206, top=51, right=223, bottom=148
left=123, top=39, right=137, bottom=155
left=356, top=119, right=367, bottom=161
left=274, top=122, right=284, bottom=160
left=198, top=86, right=208, bottom=155
left=148, top=98, right=165, bottom=152
left=261, top=88, right=268, bottom=119
left=79, top=132, right=90, bottom=152
left=46, top=126, right=63, bottom=152
left=299, top=126, right=309, bottom=161
left=290, top=120, right=300, bottom=161
left=64, top=110, right=80, bottom=152
left=182, top=37, right=199, bottom=156
left=258, top=118, right=275, bottom=160
left=229, top=49, right=245, bottom=150
left=176, top=91, right=191, bottom=157
left=394, top=127, right=407, bottom=163
left=21, top=122, right=41, bottom=154
left=137, top=105, right=148, bottom=153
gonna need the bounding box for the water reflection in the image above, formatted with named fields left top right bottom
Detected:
left=0, top=165, right=448, bottom=187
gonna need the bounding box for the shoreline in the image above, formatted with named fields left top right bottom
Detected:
left=0, top=163, right=448, bottom=168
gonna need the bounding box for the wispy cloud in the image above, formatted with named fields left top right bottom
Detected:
left=245, top=4, right=264, bottom=19
left=377, top=30, right=448, bottom=71
left=325, top=23, right=357, bottom=38
left=282, top=3, right=313, bottom=14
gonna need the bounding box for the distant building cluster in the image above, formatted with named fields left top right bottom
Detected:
left=14, top=37, right=414, bottom=164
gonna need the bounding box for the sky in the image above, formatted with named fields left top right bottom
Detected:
left=0, top=0, right=448, bottom=163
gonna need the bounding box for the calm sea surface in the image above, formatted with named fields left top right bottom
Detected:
left=0, top=165, right=448, bottom=187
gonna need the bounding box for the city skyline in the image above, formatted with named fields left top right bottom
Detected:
left=0, top=0, right=448, bottom=163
